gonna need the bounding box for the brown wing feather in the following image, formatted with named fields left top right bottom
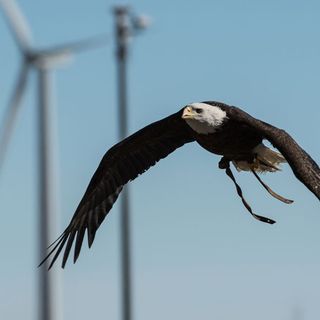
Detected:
left=226, top=105, right=320, bottom=200
left=40, top=109, right=194, bottom=269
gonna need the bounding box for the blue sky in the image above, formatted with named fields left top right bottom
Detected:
left=0, top=0, right=319, bottom=319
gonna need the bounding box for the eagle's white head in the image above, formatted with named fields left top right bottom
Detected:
left=182, top=102, right=227, bottom=134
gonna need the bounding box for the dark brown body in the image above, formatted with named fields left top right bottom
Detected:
left=194, top=120, right=262, bottom=161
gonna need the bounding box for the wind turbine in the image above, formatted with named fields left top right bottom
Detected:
left=113, top=6, right=150, bottom=320
left=0, top=1, right=108, bottom=319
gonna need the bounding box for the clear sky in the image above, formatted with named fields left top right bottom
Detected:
left=0, top=1, right=319, bottom=320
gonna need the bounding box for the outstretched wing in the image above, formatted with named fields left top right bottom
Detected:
left=40, top=109, right=194, bottom=269
left=226, top=105, right=320, bottom=200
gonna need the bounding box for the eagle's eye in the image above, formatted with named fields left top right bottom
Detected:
left=195, top=108, right=203, bottom=114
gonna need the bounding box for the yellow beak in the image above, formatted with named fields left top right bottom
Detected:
left=182, top=106, right=195, bottom=119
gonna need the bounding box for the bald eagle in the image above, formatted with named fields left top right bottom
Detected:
left=40, top=101, right=320, bottom=268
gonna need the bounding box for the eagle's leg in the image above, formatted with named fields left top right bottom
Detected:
left=218, top=157, right=276, bottom=224
left=250, top=169, right=294, bottom=204
left=218, top=156, right=230, bottom=169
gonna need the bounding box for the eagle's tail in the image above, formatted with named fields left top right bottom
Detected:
left=233, top=144, right=286, bottom=173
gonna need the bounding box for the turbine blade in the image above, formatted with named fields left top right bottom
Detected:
left=0, top=63, right=29, bottom=171
left=0, top=0, right=33, bottom=51
left=39, top=34, right=109, bottom=57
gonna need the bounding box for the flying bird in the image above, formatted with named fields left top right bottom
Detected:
left=40, top=101, right=320, bottom=269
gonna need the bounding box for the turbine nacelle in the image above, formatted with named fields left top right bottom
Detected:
left=24, top=51, right=73, bottom=69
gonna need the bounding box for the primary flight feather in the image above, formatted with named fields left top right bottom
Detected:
left=40, top=101, right=320, bottom=269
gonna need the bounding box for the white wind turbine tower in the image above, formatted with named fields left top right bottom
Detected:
left=0, top=1, right=108, bottom=319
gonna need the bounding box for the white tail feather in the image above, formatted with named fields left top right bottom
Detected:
left=233, top=144, right=286, bottom=173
